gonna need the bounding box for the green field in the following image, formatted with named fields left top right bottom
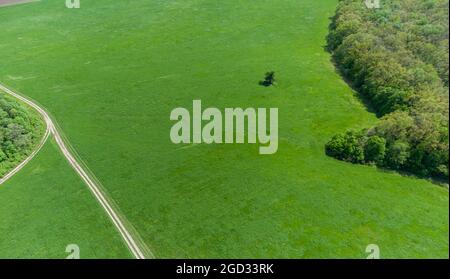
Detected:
left=0, top=0, right=448, bottom=258
left=0, top=139, right=131, bottom=258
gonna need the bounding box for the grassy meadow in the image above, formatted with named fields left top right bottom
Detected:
left=0, top=0, right=448, bottom=258
left=0, top=139, right=131, bottom=258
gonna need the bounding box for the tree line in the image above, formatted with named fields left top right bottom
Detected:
left=0, top=94, right=44, bottom=177
left=326, top=0, right=449, bottom=180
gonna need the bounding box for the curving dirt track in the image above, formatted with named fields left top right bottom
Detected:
left=0, top=83, right=148, bottom=259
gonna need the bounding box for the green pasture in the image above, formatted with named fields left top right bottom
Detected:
left=0, top=0, right=447, bottom=258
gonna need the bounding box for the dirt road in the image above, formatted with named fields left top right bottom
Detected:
left=0, top=83, right=148, bottom=259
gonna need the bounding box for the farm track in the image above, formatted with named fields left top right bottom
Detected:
left=0, top=83, right=149, bottom=259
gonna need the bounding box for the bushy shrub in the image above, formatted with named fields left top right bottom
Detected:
left=326, top=130, right=365, bottom=163
left=364, top=136, right=386, bottom=164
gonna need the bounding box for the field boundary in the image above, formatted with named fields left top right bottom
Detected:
left=0, top=82, right=152, bottom=259
left=0, top=0, right=40, bottom=8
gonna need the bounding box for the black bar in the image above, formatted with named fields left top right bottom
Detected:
left=0, top=259, right=448, bottom=278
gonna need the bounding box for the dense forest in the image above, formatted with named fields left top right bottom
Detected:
left=0, top=94, right=44, bottom=177
left=326, top=0, right=449, bottom=180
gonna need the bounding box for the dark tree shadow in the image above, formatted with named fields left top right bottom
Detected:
left=259, top=71, right=276, bottom=87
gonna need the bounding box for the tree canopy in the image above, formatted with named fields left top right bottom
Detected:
left=326, top=0, right=449, bottom=180
left=0, top=94, right=44, bottom=177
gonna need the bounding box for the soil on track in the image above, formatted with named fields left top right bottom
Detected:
left=0, top=0, right=37, bottom=7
